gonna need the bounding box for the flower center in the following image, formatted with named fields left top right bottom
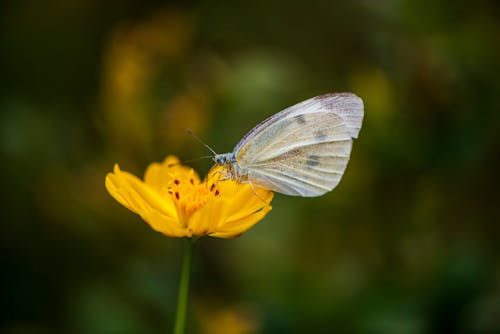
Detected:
left=167, top=177, right=220, bottom=222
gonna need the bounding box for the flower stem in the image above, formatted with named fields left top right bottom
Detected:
left=173, top=238, right=196, bottom=334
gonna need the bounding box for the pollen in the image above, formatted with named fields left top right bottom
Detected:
left=168, top=178, right=214, bottom=218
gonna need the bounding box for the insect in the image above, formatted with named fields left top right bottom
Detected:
left=209, top=93, right=364, bottom=197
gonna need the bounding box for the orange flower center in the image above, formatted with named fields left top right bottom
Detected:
left=167, top=176, right=220, bottom=223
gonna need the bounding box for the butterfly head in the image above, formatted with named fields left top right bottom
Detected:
left=214, top=153, right=235, bottom=166
left=213, top=152, right=246, bottom=184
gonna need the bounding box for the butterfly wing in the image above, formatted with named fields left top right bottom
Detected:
left=234, top=93, right=364, bottom=197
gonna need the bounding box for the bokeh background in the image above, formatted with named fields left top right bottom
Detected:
left=1, top=0, right=499, bottom=333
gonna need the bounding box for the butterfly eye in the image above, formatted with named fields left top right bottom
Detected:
left=215, top=154, right=232, bottom=165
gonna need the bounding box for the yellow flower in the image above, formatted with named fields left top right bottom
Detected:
left=105, top=156, right=273, bottom=238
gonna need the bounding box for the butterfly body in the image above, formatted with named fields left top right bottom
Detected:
left=213, top=93, right=364, bottom=197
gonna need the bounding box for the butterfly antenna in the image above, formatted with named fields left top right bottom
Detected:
left=186, top=129, right=218, bottom=155
left=182, top=155, right=214, bottom=164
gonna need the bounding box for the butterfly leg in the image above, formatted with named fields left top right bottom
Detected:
left=216, top=170, right=231, bottom=182
left=206, top=169, right=232, bottom=193
left=238, top=179, right=269, bottom=203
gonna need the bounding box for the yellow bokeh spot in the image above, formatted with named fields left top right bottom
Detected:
left=349, top=68, right=394, bottom=123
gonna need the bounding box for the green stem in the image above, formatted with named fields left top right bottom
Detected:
left=173, top=238, right=196, bottom=334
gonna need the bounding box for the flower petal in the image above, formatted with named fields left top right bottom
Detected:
left=144, top=162, right=171, bottom=191
left=105, top=165, right=137, bottom=213
left=141, top=209, right=190, bottom=238
left=210, top=204, right=273, bottom=238
left=105, top=164, right=181, bottom=234
left=187, top=195, right=222, bottom=236
left=192, top=167, right=274, bottom=238
left=219, top=182, right=273, bottom=224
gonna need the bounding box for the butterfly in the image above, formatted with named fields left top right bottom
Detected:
left=212, top=93, right=364, bottom=197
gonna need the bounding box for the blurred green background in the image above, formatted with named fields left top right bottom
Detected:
left=1, top=0, right=499, bottom=333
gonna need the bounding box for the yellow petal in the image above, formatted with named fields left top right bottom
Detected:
left=187, top=195, right=222, bottom=236
left=105, top=164, right=179, bottom=229
left=145, top=155, right=201, bottom=190
left=220, top=183, right=273, bottom=223
left=144, top=162, right=170, bottom=191
left=211, top=204, right=273, bottom=238
left=105, top=165, right=137, bottom=213
left=141, top=209, right=190, bottom=238
left=196, top=170, right=273, bottom=238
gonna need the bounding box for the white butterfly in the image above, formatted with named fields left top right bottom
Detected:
left=213, top=93, right=364, bottom=197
